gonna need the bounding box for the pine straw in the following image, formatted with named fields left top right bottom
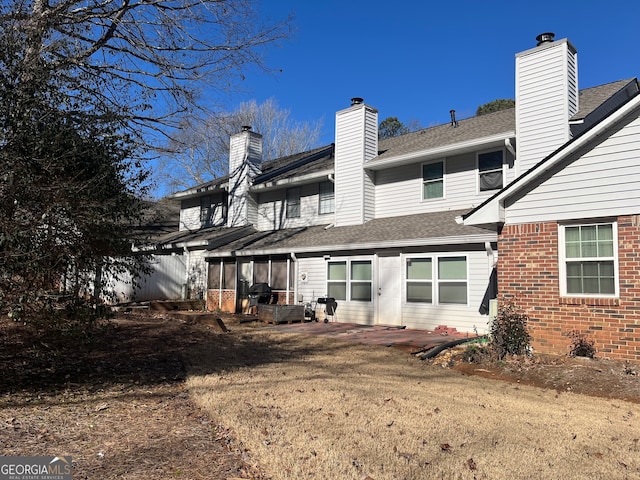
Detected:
left=187, top=328, right=640, bottom=480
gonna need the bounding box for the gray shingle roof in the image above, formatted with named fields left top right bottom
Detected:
left=231, top=209, right=494, bottom=255
left=173, top=79, right=634, bottom=197
left=375, top=108, right=514, bottom=161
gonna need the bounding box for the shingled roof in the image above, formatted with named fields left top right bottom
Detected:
left=200, top=209, right=495, bottom=257
left=172, top=80, right=635, bottom=198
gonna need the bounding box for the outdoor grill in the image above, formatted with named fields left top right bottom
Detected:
left=248, top=283, right=272, bottom=307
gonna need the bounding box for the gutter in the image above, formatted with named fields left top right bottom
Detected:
left=233, top=233, right=497, bottom=257
left=366, top=132, right=515, bottom=170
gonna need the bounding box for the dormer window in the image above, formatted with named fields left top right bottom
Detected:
left=478, top=150, right=504, bottom=191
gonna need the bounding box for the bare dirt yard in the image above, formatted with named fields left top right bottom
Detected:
left=1, top=311, right=639, bottom=479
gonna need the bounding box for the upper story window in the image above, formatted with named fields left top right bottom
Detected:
left=422, top=161, right=444, bottom=200
left=559, top=222, right=618, bottom=296
left=319, top=181, right=335, bottom=215
left=478, top=150, right=504, bottom=191
left=200, top=195, right=212, bottom=227
left=286, top=187, right=301, bottom=218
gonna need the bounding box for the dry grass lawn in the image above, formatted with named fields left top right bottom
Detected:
left=186, top=326, right=640, bottom=480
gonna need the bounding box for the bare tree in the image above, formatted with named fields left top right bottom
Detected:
left=159, top=98, right=323, bottom=192
left=4, top=0, right=292, bottom=139
left=0, top=0, right=291, bottom=321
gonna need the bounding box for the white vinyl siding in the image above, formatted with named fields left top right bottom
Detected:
left=257, top=183, right=335, bottom=231
left=558, top=222, right=618, bottom=297
left=402, top=250, right=490, bottom=333
left=180, top=193, right=226, bottom=230
left=334, top=103, right=378, bottom=226
left=506, top=116, right=640, bottom=224
left=375, top=152, right=501, bottom=218
left=515, top=39, right=577, bottom=176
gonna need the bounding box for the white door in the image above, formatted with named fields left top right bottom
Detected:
left=377, top=255, right=402, bottom=326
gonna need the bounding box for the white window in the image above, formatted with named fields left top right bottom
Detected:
left=478, top=150, right=504, bottom=191
left=422, top=161, right=444, bottom=200
left=327, top=260, right=372, bottom=302
left=559, top=222, right=618, bottom=296
left=406, top=258, right=433, bottom=303
left=286, top=187, right=301, bottom=218
left=405, top=256, right=467, bottom=305
left=437, top=257, right=468, bottom=304
left=319, top=181, right=335, bottom=215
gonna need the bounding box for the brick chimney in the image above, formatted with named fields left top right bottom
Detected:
left=227, top=126, right=262, bottom=227
left=515, top=33, right=578, bottom=176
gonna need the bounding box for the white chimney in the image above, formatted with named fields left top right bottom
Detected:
left=227, top=126, right=262, bottom=227
left=515, top=33, right=578, bottom=176
left=334, top=98, right=378, bottom=227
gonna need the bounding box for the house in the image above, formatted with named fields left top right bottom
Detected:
left=462, top=35, right=640, bottom=362
left=155, top=33, right=639, bottom=361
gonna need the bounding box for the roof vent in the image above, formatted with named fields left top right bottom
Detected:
left=535, top=32, right=555, bottom=46
left=241, top=125, right=252, bottom=132
left=450, top=109, right=458, bottom=128
left=351, top=97, right=364, bottom=106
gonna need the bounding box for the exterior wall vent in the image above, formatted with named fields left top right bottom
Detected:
left=536, top=32, right=555, bottom=46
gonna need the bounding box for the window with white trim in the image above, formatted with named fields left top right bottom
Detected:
left=422, top=161, right=444, bottom=200
left=319, top=181, right=335, bottom=214
left=560, top=222, right=617, bottom=296
left=405, top=256, right=467, bottom=305
left=327, top=261, right=346, bottom=301
left=478, top=150, right=504, bottom=191
left=406, top=258, right=433, bottom=303
left=327, top=260, right=372, bottom=302
left=438, top=257, right=468, bottom=304
left=286, top=187, right=301, bottom=218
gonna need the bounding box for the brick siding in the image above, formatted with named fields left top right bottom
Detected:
left=498, top=215, right=640, bottom=363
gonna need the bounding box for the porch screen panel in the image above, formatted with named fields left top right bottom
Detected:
left=207, top=262, right=221, bottom=289
left=222, top=260, right=236, bottom=289
left=253, top=260, right=269, bottom=285
left=270, top=259, right=287, bottom=290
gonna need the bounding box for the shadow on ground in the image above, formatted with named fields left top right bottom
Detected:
left=0, top=312, right=332, bottom=397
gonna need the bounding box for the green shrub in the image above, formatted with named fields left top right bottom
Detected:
left=489, top=302, right=531, bottom=359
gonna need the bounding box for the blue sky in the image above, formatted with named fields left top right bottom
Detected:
left=226, top=0, right=640, bottom=146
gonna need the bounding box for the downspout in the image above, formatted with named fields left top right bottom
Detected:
left=485, top=241, right=495, bottom=273
left=290, top=252, right=297, bottom=305
left=505, top=138, right=516, bottom=159
left=218, top=258, right=223, bottom=310
left=182, top=246, right=190, bottom=300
